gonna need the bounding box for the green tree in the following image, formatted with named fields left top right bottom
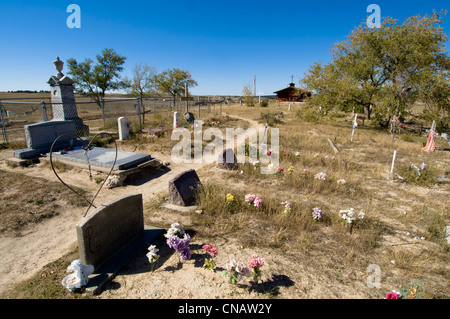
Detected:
left=301, top=11, right=449, bottom=127
left=242, top=82, right=255, bottom=106
left=66, top=48, right=128, bottom=107
left=124, top=63, right=158, bottom=124
left=154, top=68, right=198, bottom=106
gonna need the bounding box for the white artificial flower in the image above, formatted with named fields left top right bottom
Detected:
left=146, top=245, right=160, bottom=263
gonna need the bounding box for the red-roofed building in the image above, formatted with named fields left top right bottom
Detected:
left=274, top=83, right=311, bottom=102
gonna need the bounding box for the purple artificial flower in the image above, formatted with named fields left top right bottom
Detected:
left=167, top=236, right=180, bottom=249
left=167, top=233, right=191, bottom=260
left=180, top=247, right=191, bottom=260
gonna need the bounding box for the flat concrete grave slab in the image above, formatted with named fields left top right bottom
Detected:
left=51, top=146, right=153, bottom=171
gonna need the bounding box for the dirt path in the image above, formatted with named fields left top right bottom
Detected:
left=0, top=146, right=214, bottom=295
left=0, top=117, right=254, bottom=296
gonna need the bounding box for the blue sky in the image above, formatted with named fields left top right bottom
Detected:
left=0, top=0, right=448, bottom=96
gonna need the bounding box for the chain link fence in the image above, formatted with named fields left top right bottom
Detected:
left=0, top=96, right=230, bottom=144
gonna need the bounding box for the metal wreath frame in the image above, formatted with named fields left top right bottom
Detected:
left=49, top=132, right=118, bottom=217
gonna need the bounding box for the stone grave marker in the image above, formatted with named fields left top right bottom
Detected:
left=173, top=111, right=180, bottom=129
left=168, top=169, right=202, bottom=206
left=118, top=117, right=129, bottom=140
left=76, top=193, right=163, bottom=293
left=13, top=120, right=85, bottom=160
left=217, top=148, right=237, bottom=170
left=47, top=57, right=89, bottom=136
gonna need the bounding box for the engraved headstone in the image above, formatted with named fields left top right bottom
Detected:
left=75, top=193, right=163, bottom=293
left=168, top=169, right=202, bottom=206
left=217, top=148, right=237, bottom=170
left=76, top=194, right=145, bottom=268
left=47, top=57, right=89, bottom=136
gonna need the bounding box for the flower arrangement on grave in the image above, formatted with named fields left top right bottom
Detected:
left=61, top=260, right=94, bottom=291
left=385, top=281, right=424, bottom=299
left=247, top=254, right=264, bottom=283
left=222, top=258, right=250, bottom=284
left=283, top=150, right=291, bottom=157
left=165, top=223, right=191, bottom=261
left=295, top=151, right=301, bottom=158
left=339, top=208, right=365, bottom=234
left=337, top=179, right=347, bottom=184
left=314, top=172, right=327, bottom=180
left=287, top=166, right=294, bottom=175
left=146, top=245, right=160, bottom=272
left=312, top=207, right=324, bottom=221
left=277, top=167, right=284, bottom=175
left=245, top=194, right=262, bottom=207
left=281, top=201, right=292, bottom=214
left=410, top=162, right=427, bottom=177
left=252, top=160, right=261, bottom=169
left=164, top=222, right=185, bottom=238
left=226, top=193, right=238, bottom=210
left=202, top=244, right=218, bottom=271
left=385, top=290, right=401, bottom=299
left=267, top=163, right=276, bottom=173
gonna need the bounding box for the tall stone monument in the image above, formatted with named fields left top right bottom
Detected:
left=47, top=57, right=89, bottom=136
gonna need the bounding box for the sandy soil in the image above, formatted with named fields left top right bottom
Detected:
left=0, top=114, right=447, bottom=300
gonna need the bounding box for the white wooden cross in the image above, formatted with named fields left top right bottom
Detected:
left=351, top=114, right=358, bottom=142
left=257, top=89, right=264, bottom=104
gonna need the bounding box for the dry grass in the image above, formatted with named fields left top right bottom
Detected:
left=0, top=169, right=89, bottom=237
left=1, top=100, right=448, bottom=299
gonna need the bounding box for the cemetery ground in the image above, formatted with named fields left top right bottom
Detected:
left=0, top=101, right=448, bottom=299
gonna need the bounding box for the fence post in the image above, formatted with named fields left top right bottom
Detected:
left=140, top=97, right=145, bottom=126
left=41, top=101, right=48, bottom=121
left=0, top=101, right=8, bottom=143
left=136, top=98, right=142, bottom=132
left=100, top=97, right=106, bottom=127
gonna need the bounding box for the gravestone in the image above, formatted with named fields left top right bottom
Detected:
left=118, top=117, right=129, bottom=140
left=168, top=169, right=202, bottom=206
left=173, top=111, right=180, bottom=129
left=76, top=193, right=163, bottom=293
left=47, top=57, right=89, bottom=136
left=217, top=148, right=237, bottom=170
left=13, top=120, right=86, bottom=160
left=184, top=112, right=195, bottom=123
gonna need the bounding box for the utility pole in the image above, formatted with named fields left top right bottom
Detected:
left=185, top=83, right=189, bottom=112
left=254, top=75, right=256, bottom=97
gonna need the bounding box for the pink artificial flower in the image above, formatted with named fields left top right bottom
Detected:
left=247, top=254, right=264, bottom=269
left=253, top=196, right=262, bottom=207
left=303, top=169, right=308, bottom=173
left=245, top=194, right=256, bottom=202
left=203, top=244, right=218, bottom=258
left=283, top=151, right=290, bottom=156
left=267, top=150, right=272, bottom=156
left=385, top=292, right=400, bottom=299
left=277, top=167, right=284, bottom=173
